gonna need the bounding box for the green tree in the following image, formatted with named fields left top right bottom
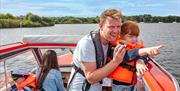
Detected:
left=64, top=18, right=82, bottom=24
left=6, top=13, right=15, bottom=19
left=29, top=15, right=42, bottom=22
left=25, top=13, right=33, bottom=20
left=0, top=14, right=7, bottom=19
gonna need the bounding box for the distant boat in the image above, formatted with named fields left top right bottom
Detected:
left=158, top=22, right=163, bottom=23
left=173, top=21, right=177, bottom=23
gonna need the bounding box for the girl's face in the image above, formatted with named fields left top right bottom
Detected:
left=123, top=34, right=138, bottom=45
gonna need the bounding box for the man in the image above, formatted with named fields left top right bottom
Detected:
left=67, top=8, right=125, bottom=91
left=67, top=8, right=163, bottom=91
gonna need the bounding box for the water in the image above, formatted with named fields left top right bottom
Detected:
left=0, top=23, right=180, bottom=84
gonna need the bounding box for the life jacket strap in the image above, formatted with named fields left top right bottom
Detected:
left=73, top=64, right=85, bottom=77
left=120, top=62, right=137, bottom=72
left=67, top=31, right=104, bottom=91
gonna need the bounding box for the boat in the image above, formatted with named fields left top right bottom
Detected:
left=0, top=35, right=179, bottom=91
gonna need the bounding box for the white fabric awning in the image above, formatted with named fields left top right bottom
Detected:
left=23, top=35, right=83, bottom=44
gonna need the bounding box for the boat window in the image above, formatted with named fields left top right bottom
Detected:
left=0, top=50, right=37, bottom=90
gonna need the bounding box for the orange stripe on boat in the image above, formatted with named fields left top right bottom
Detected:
left=143, top=61, right=176, bottom=91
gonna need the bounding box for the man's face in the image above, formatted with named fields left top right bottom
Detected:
left=100, top=17, right=122, bottom=43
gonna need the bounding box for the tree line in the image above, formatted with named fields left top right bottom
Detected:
left=0, top=13, right=179, bottom=28
left=0, top=13, right=55, bottom=28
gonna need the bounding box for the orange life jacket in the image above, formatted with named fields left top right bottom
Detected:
left=108, top=38, right=143, bottom=84
left=16, top=73, right=37, bottom=91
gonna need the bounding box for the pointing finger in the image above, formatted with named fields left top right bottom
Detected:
left=157, top=44, right=164, bottom=49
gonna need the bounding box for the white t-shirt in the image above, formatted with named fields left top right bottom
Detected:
left=68, top=34, right=109, bottom=91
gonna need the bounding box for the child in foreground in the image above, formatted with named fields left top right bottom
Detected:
left=109, top=21, right=153, bottom=91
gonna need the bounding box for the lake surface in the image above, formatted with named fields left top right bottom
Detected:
left=0, top=23, right=180, bottom=84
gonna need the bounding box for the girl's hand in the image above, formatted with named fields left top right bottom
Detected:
left=136, top=59, right=148, bottom=74
left=139, top=45, right=164, bottom=57
left=146, top=45, right=164, bottom=57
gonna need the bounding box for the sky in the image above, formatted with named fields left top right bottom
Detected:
left=0, top=0, right=180, bottom=17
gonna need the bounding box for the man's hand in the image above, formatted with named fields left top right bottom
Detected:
left=112, top=44, right=126, bottom=64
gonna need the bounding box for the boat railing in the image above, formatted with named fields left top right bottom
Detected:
left=150, top=58, right=180, bottom=91
left=141, top=58, right=180, bottom=91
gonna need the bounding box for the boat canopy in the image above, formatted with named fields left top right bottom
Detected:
left=23, top=35, right=83, bottom=44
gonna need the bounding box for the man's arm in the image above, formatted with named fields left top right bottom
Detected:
left=81, top=44, right=126, bottom=84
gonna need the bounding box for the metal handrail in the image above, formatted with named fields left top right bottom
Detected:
left=4, top=61, right=8, bottom=91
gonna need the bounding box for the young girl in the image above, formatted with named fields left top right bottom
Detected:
left=36, top=50, right=65, bottom=91
left=109, top=21, right=149, bottom=91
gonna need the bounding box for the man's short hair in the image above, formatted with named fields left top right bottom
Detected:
left=99, top=8, right=122, bottom=24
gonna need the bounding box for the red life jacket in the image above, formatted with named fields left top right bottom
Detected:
left=108, top=39, right=143, bottom=84
left=16, top=73, right=37, bottom=91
